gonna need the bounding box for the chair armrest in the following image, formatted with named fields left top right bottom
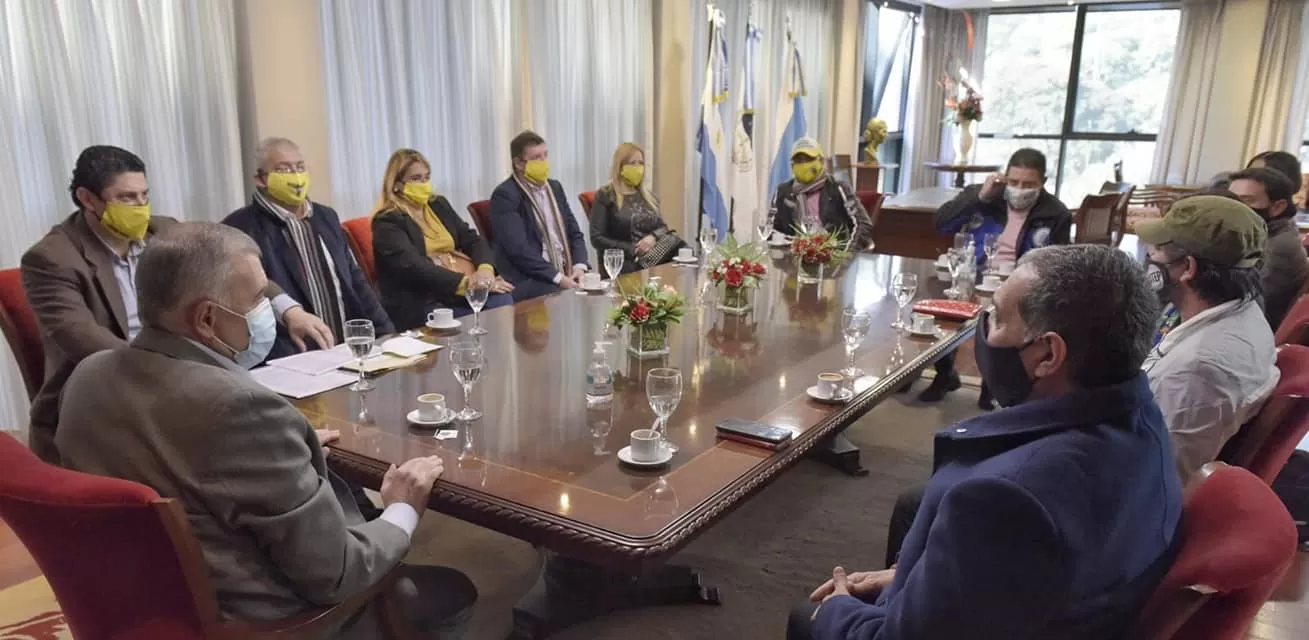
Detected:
left=223, top=564, right=412, bottom=639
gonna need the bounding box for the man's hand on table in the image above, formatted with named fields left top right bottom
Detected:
left=286, top=306, right=335, bottom=351
left=381, top=455, right=445, bottom=513
left=314, top=429, right=340, bottom=457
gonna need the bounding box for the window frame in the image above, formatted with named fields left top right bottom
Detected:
left=978, top=1, right=1180, bottom=196
left=861, top=0, right=922, bottom=190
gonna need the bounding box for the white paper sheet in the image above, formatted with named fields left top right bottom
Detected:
left=249, top=366, right=357, bottom=399
left=265, top=344, right=359, bottom=375
left=380, top=336, right=441, bottom=358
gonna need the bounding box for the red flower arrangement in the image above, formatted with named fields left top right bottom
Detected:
left=790, top=230, right=849, bottom=265
left=609, top=281, right=686, bottom=328
left=708, top=236, right=767, bottom=290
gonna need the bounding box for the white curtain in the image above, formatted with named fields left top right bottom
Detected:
left=903, top=7, right=987, bottom=191
left=0, top=0, right=243, bottom=435
left=1288, top=5, right=1309, bottom=154
left=319, top=0, right=522, bottom=220
left=1151, top=0, right=1225, bottom=184
left=525, top=0, right=655, bottom=263
left=1241, top=0, right=1308, bottom=160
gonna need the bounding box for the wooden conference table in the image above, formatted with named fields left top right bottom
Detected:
left=302, top=254, right=974, bottom=638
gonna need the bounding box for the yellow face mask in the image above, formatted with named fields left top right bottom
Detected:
left=792, top=159, right=824, bottom=184
left=620, top=164, right=645, bottom=187
left=265, top=171, right=310, bottom=206
left=524, top=160, right=550, bottom=184
left=402, top=181, right=433, bottom=205
left=101, top=202, right=151, bottom=241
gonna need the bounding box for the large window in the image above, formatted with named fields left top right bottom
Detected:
left=861, top=1, right=920, bottom=190
left=975, top=4, right=1181, bottom=206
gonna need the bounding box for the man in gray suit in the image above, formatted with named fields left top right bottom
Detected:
left=56, top=222, right=476, bottom=638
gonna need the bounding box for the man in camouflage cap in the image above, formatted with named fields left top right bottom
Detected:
left=1136, top=195, right=1279, bottom=483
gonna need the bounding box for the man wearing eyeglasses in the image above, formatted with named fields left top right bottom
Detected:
left=224, top=137, right=394, bottom=361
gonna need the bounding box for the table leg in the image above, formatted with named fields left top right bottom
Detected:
left=811, top=432, right=868, bottom=476
left=953, top=171, right=966, bottom=189
left=509, top=552, right=721, bottom=639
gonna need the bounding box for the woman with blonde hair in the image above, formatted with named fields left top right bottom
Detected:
left=589, top=142, right=684, bottom=273
left=371, top=148, right=513, bottom=331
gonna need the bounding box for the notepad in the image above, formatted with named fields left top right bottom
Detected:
left=249, top=366, right=356, bottom=399
left=340, top=353, right=426, bottom=374
left=266, top=346, right=358, bottom=375
left=378, top=336, right=441, bottom=358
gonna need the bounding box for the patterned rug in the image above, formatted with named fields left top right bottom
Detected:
left=0, top=577, right=68, bottom=639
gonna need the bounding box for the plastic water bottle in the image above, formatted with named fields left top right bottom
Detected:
left=586, top=341, right=614, bottom=406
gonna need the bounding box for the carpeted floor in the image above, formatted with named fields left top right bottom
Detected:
left=404, top=380, right=985, bottom=640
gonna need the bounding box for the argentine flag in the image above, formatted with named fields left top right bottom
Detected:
left=697, top=6, right=731, bottom=241
left=731, top=6, right=762, bottom=239
left=767, top=23, right=808, bottom=196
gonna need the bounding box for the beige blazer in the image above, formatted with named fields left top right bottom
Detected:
left=55, top=328, right=408, bottom=627
left=21, top=212, right=285, bottom=464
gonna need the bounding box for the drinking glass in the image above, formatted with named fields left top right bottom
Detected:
left=646, top=368, right=683, bottom=455
left=603, top=249, right=625, bottom=298
left=465, top=280, right=490, bottom=336
left=953, top=232, right=972, bottom=251
left=343, top=319, right=375, bottom=392
left=450, top=343, right=485, bottom=421
left=841, top=309, right=872, bottom=378
left=982, top=233, right=1000, bottom=274
left=756, top=212, right=776, bottom=245
left=890, top=273, right=918, bottom=330
left=698, top=225, right=717, bottom=266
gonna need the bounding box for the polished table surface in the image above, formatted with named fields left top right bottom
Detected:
left=306, top=254, right=973, bottom=570
left=882, top=187, right=961, bottom=213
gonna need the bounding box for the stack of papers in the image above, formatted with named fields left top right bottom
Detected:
left=254, top=337, right=442, bottom=398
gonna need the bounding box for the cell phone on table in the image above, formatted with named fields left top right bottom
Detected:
left=715, top=418, right=794, bottom=449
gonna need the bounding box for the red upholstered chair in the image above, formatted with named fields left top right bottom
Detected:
left=467, top=200, right=493, bottom=244
left=1218, top=345, right=1309, bottom=482
left=0, top=268, right=44, bottom=400
left=1274, top=292, right=1309, bottom=347
left=1128, top=463, right=1298, bottom=640
left=578, top=190, right=597, bottom=220
left=0, top=433, right=409, bottom=639
left=855, top=191, right=886, bottom=236
left=341, top=217, right=377, bottom=285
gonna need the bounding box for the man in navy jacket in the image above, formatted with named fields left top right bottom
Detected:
left=490, top=130, right=591, bottom=301
left=224, top=137, right=393, bottom=361
left=792, top=245, right=1182, bottom=640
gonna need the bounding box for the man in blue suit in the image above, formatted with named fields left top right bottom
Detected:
left=224, top=137, right=394, bottom=361
left=790, top=245, right=1182, bottom=640
left=489, top=130, right=591, bottom=301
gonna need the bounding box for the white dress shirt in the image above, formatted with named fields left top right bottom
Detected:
left=528, top=182, right=587, bottom=283
left=1142, top=299, right=1279, bottom=483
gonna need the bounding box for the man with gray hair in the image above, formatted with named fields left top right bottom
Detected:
left=225, top=136, right=393, bottom=360
left=55, top=222, right=476, bottom=638
left=794, top=245, right=1181, bottom=640
left=1136, top=195, right=1279, bottom=483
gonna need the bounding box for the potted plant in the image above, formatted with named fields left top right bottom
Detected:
left=790, top=229, right=849, bottom=284
left=609, top=281, right=687, bottom=359
left=708, top=236, right=767, bottom=315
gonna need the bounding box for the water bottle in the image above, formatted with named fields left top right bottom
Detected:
left=586, top=341, right=614, bottom=406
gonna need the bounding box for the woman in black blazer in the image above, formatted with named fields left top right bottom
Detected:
left=589, top=142, right=684, bottom=274
left=371, top=149, right=514, bottom=331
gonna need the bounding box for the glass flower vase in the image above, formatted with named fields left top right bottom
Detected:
left=627, top=323, right=670, bottom=359
left=797, top=259, right=825, bottom=284
left=717, top=284, right=753, bottom=315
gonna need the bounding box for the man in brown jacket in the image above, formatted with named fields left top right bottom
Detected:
left=20, top=145, right=333, bottom=463
left=56, top=222, right=476, bottom=637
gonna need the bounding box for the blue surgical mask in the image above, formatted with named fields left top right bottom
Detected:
left=216, top=298, right=277, bottom=369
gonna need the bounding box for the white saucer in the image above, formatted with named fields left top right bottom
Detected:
left=617, top=444, right=673, bottom=468
left=407, top=408, right=455, bottom=427
left=806, top=385, right=853, bottom=404
left=908, top=325, right=944, bottom=338
left=767, top=238, right=791, bottom=248
left=578, top=282, right=608, bottom=292
left=426, top=319, right=463, bottom=331
left=975, top=283, right=999, bottom=295
left=672, top=256, right=698, bottom=264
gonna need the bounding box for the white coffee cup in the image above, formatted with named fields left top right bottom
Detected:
left=996, top=261, right=1015, bottom=276
left=912, top=312, right=936, bottom=334
left=771, top=231, right=786, bottom=242
left=982, top=274, right=1002, bottom=289
left=417, top=393, right=447, bottom=421
left=816, top=372, right=845, bottom=398
left=678, top=246, right=694, bottom=261
left=582, top=272, right=602, bottom=288
left=936, top=267, right=951, bottom=282
left=629, top=429, right=663, bottom=462
left=428, top=308, right=455, bottom=326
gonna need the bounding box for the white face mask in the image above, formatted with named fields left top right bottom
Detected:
left=1005, top=186, right=1040, bottom=211
left=214, top=298, right=277, bottom=369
